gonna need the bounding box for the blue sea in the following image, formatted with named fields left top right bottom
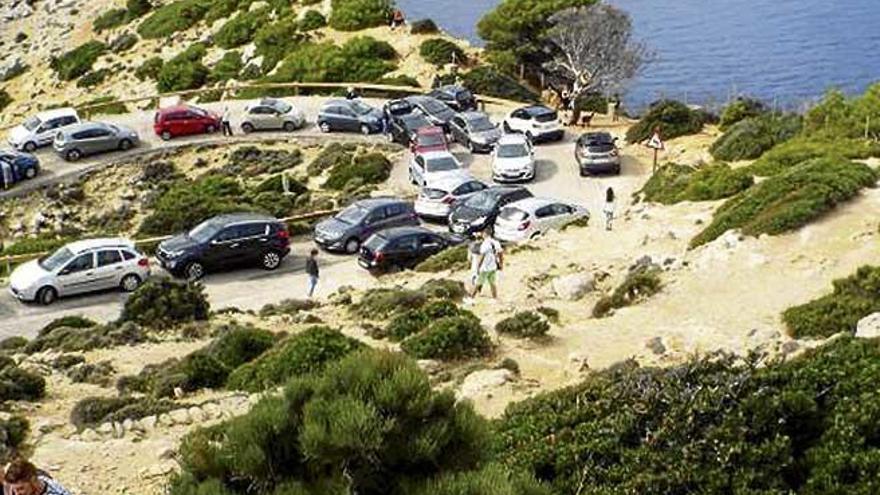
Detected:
left=396, top=0, right=880, bottom=111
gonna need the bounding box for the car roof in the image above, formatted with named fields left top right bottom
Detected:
left=35, top=107, right=78, bottom=120
left=324, top=99, right=359, bottom=108
left=497, top=133, right=529, bottom=145
left=66, top=238, right=136, bottom=254
left=159, top=104, right=202, bottom=114
left=209, top=212, right=279, bottom=224
left=426, top=172, right=477, bottom=190
left=460, top=111, right=489, bottom=121
left=502, top=197, right=558, bottom=212
left=519, top=105, right=555, bottom=116
left=579, top=131, right=614, bottom=141
left=354, top=196, right=409, bottom=208
left=61, top=121, right=110, bottom=134
left=375, top=225, right=432, bottom=239
left=416, top=125, right=444, bottom=135
left=484, top=185, right=528, bottom=198
left=419, top=150, right=457, bottom=160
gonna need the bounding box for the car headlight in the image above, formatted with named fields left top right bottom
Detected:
left=471, top=216, right=487, bottom=226
left=165, top=249, right=185, bottom=258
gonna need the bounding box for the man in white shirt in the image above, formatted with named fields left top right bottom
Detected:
left=469, top=229, right=503, bottom=299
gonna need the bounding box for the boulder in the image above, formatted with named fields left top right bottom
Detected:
left=201, top=403, right=221, bottom=419
left=416, top=359, right=442, bottom=375
left=552, top=272, right=595, bottom=301
left=0, top=57, right=25, bottom=81
left=457, top=369, right=513, bottom=400
left=856, top=312, right=880, bottom=339
left=80, top=428, right=99, bottom=442
left=157, top=414, right=174, bottom=427
left=187, top=407, right=206, bottom=422
left=97, top=422, right=114, bottom=436
left=139, top=415, right=157, bottom=431
left=645, top=337, right=666, bottom=355
left=169, top=409, right=191, bottom=425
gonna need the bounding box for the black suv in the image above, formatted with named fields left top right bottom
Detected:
left=389, top=112, right=433, bottom=148
left=157, top=213, right=290, bottom=279
left=404, top=95, right=457, bottom=130
left=427, top=85, right=477, bottom=112
left=448, top=186, right=533, bottom=235
left=313, top=198, right=419, bottom=254
left=358, top=226, right=464, bottom=273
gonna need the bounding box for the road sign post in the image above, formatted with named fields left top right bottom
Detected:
left=647, top=127, right=664, bottom=174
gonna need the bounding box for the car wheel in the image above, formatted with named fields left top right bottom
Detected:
left=120, top=274, right=141, bottom=292
left=37, top=286, right=57, bottom=306
left=467, top=139, right=476, bottom=152
left=23, top=142, right=37, bottom=153
left=530, top=231, right=541, bottom=240
left=205, top=124, right=216, bottom=134
left=525, top=131, right=534, bottom=142
left=242, top=123, right=254, bottom=133
left=119, top=138, right=133, bottom=151
left=283, top=121, right=296, bottom=132
left=360, top=124, right=371, bottom=136
left=344, top=238, right=360, bottom=254
left=185, top=261, right=205, bottom=281
left=319, top=121, right=331, bottom=133
left=260, top=250, right=282, bottom=270
left=24, top=167, right=36, bottom=179
left=161, top=131, right=172, bottom=141
left=65, top=149, right=82, bottom=162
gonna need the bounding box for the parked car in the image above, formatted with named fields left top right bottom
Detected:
left=408, top=150, right=465, bottom=186
left=7, top=108, right=80, bottom=152
left=491, top=134, right=535, bottom=183
left=358, top=226, right=464, bottom=273
left=0, top=150, right=39, bottom=187
left=415, top=174, right=488, bottom=221
left=494, top=197, right=589, bottom=242
left=383, top=99, right=414, bottom=118
left=241, top=98, right=305, bottom=133
left=576, top=131, right=621, bottom=175
left=9, top=238, right=150, bottom=305
left=156, top=213, right=290, bottom=280
left=405, top=95, right=457, bottom=130
left=313, top=197, right=418, bottom=254
left=317, top=99, right=384, bottom=135
left=53, top=122, right=139, bottom=162
left=448, top=111, right=501, bottom=153
left=410, top=126, right=449, bottom=154
left=448, top=185, right=533, bottom=236
left=388, top=112, right=433, bottom=148
left=154, top=105, right=221, bottom=140
left=502, top=105, right=564, bottom=143
left=427, top=85, right=477, bottom=112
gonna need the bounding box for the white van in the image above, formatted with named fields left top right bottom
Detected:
left=7, top=108, right=80, bottom=152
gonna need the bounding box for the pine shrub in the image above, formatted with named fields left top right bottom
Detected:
left=495, top=311, right=549, bottom=339
left=119, top=279, right=210, bottom=328
left=626, top=100, right=707, bottom=144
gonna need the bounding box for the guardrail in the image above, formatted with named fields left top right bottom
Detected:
left=0, top=208, right=340, bottom=276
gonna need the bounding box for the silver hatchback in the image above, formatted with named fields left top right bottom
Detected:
left=54, top=122, right=140, bottom=162
left=241, top=98, right=305, bottom=133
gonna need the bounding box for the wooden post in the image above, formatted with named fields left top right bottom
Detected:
left=653, top=147, right=658, bottom=174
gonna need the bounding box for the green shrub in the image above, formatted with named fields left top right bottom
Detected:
left=68, top=361, right=116, bottom=386
left=258, top=298, right=318, bottom=317
left=626, top=99, right=707, bottom=144
left=0, top=416, right=29, bottom=461
left=592, top=267, right=662, bottom=318
left=495, top=311, right=549, bottom=339
left=40, top=315, right=97, bottom=337
left=83, top=96, right=128, bottom=116
left=419, top=278, right=467, bottom=301
left=253, top=15, right=305, bottom=73
left=307, top=142, right=354, bottom=175
left=70, top=396, right=177, bottom=429
left=138, top=0, right=208, bottom=39
left=719, top=97, right=767, bottom=130
left=710, top=112, right=802, bottom=161
left=209, top=51, right=242, bottom=82
left=110, top=33, right=139, bottom=53
left=126, top=0, right=152, bottom=18
left=93, top=8, right=128, bottom=32
left=226, top=326, right=363, bottom=392
left=783, top=265, right=880, bottom=339
left=269, top=38, right=396, bottom=84
left=138, top=175, right=245, bottom=235
left=119, top=280, right=210, bottom=328
left=328, top=0, right=392, bottom=31
left=692, top=156, right=878, bottom=247
left=52, top=355, right=85, bottom=370
left=420, top=38, right=465, bottom=66
left=215, top=8, right=269, bottom=49
left=746, top=137, right=880, bottom=176
left=25, top=322, right=147, bottom=354
left=353, top=288, right=427, bottom=319
left=0, top=90, right=10, bottom=114
left=639, top=163, right=754, bottom=204
left=415, top=244, right=469, bottom=273
left=225, top=146, right=304, bottom=176
left=375, top=74, right=420, bottom=88
left=135, top=56, right=164, bottom=81
left=535, top=306, right=560, bottom=324
left=324, top=152, right=392, bottom=190
left=0, top=367, right=45, bottom=402
left=76, top=68, right=110, bottom=88
left=401, top=313, right=492, bottom=361
left=410, top=18, right=439, bottom=34
left=384, top=300, right=463, bottom=342
left=802, top=85, right=880, bottom=140
left=50, top=41, right=107, bottom=80
left=157, top=43, right=209, bottom=92
left=0, top=337, right=28, bottom=352
left=299, top=9, right=326, bottom=31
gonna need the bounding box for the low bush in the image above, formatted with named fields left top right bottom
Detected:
left=50, top=41, right=107, bottom=80
left=745, top=137, right=880, bottom=176
left=226, top=326, right=363, bottom=392
left=0, top=416, right=29, bottom=462
left=0, top=337, right=28, bottom=352
left=68, top=361, right=116, bottom=386
left=52, top=354, right=86, bottom=370
left=718, top=97, right=767, bottom=130
left=157, top=43, right=208, bottom=92
left=353, top=287, right=428, bottom=319
left=783, top=265, right=880, bottom=339
left=383, top=300, right=463, bottom=342
left=83, top=96, right=127, bottom=116
left=802, top=84, right=880, bottom=140
left=0, top=90, right=10, bottom=113
left=415, top=244, right=468, bottom=273
left=138, top=0, right=208, bottom=39
left=307, top=142, right=354, bottom=175
left=419, top=278, right=467, bottom=301
left=269, top=37, right=397, bottom=85
left=639, top=163, right=754, bottom=204
left=626, top=100, right=708, bottom=144
left=401, top=313, right=492, bottom=360
left=70, top=396, right=178, bottom=429
left=253, top=15, right=305, bottom=73
left=410, top=18, right=439, bottom=34
left=138, top=175, right=245, bottom=235
left=328, top=0, right=392, bottom=31
left=593, top=267, right=662, bottom=318
left=25, top=322, right=147, bottom=353
left=76, top=68, right=110, bottom=88
left=135, top=56, right=164, bottom=81
left=258, top=299, right=318, bottom=317
left=215, top=8, right=269, bottom=49
left=710, top=112, right=802, bottom=161
left=495, top=311, right=549, bottom=339
left=40, top=315, right=96, bottom=337
left=691, top=156, right=877, bottom=247
left=119, top=280, right=210, bottom=328
left=375, top=74, right=420, bottom=88
left=93, top=8, right=128, bottom=32
left=209, top=51, right=242, bottom=83
left=0, top=234, right=76, bottom=257
left=420, top=38, right=465, bottom=66
left=126, top=0, right=152, bottom=18
left=536, top=306, right=560, bottom=324
left=0, top=367, right=45, bottom=402
left=324, top=152, right=392, bottom=190
left=226, top=146, right=304, bottom=176
left=298, top=9, right=326, bottom=31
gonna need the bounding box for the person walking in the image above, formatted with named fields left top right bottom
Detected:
left=467, top=237, right=481, bottom=290
left=468, top=229, right=503, bottom=300
left=305, top=249, right=319, bottom=298
left=603, top=187, right=616, bottom=231
left=221, top=106, right=233, bottom=137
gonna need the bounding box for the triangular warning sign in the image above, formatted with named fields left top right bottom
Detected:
left=647, top=133, right=664, bottom=150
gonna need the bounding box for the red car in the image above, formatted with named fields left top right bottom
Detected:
left=411, top=126, right=449, bottom=154
left=153, top=105, right=221, bottom=140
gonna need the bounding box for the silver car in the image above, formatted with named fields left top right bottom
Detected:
left=241, top=98, right=305, bottom=133
left=8, top=238, right=151, bottom=305
left=448, top=111, right=502, bottom=153
left=415, top=173, right=488, bottom=220
left=7, top=107, right=80, bottom=152
left=53, top=122, right=139, bottom=162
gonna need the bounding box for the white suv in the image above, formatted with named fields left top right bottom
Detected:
left=492, top=134, right=535, bottom=183
left=8, top=108, right=81, bottom=152
left=9, top=238, right=150, bottom=305
left=502, top=105, right=564, bottom=143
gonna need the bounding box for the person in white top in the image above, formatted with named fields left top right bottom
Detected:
left=469, top=229, right=504, bottom=299
left=603, top=187, right=616, bottom=231
left=221, top=106, right=233, bottom=137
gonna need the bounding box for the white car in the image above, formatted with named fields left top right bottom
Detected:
left=415, top=174, right=488, bottom=220
left=492, top=134, right=535, bottom=183
left=7, top=108, right=80, bottom=152
left=9, top=238, right=150, bottom=305
left=240, top=98, right=305, bottom=133
left=408, top=150, right=465, bottom=187
left=493, top=197, right=589, bottom=242
left=502, top=105, right=564, bottom=143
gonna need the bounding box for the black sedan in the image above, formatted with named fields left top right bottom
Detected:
left=428, top=85, right=477, bottom=112
left=447, top=185, right=533, bottom=236
left=389, top=113, right=433, bottom=147
left=358, top=226, right=465, bottom=273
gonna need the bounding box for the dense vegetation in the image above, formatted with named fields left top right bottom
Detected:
left=268, top=37, right=397, bottom=85
left=50, top=41, right=107, bottom=80
left=138, top=0, right=209, bottom=39
left=495, top=311, right=549, bottom=339
left=352, top=279, right=466, bottom=320
left=593, top=266, right=662, bottom=317
left=328, top=0, right=392, bottom=31
left=626, top=100, right=709, bottom=143
left=691, top=156, right=877, bottom=247
left=0, top=361, right=45, bottom=402
left=70, top=396, right=179, bottom=429
left=639, top=163, right=754, bottom=204
left=0, top=416, right=29, bottom=462
left=710, top=112, right=802, bottom=161
left=215, top=7, right=270, bottom=49
left=718, top=97, right=767, bottom=130
left=324, top=152, right=392, bottom=190
left=156, top=43, right=209, bottom=92
left=415, top=244, right=468, bottom=272
left=420, top=38, right=466, bottom=66
left=119, top=280, right=210, bottom=328
left=746, top=137, right=880, bottom=177
left=400, top=311, right=493, bottom=361
left=783, top=265, right=880, bottom=339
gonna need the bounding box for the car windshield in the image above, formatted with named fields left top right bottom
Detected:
left=534, top=110, right=558, bottom=123
left=39, top=246, right=74, bottom=271
left=468, top=116, right=494, bottom=132
left=421, top=187, right=447, bottom=199
left=189, top=107, right=208, bottom=117
left=363, top=234, right=388, bottom=251
left=336, top=205, right=368, bottom=224
left=23, top=116, right=41, bottom=131
left=457, top=90, right=473, bottom=101
left=403, top=115, right=431, bottom=131
left=497, top=143, right=529, bottom=158
left=350, top=101, right=373, bottom=115
left=273, top=101, right=292, bottom=113
left=188, top=220, right=222, bottom=242
left=419, top=133, right=446, bottom=147
left=464, top=192, right=496, bottom=211
left=426, top=156, right=459, bottom=172
left=424, top=100, right=454, bottom=117
left=499, top=208, right=528, bottom=222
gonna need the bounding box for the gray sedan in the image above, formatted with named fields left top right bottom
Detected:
left=53, top=122, right=139, bottom=162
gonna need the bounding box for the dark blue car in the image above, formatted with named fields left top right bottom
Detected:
left=0, top=150, right=39, bottom=189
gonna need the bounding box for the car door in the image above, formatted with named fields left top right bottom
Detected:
left=550, top=203, right=577, bottom=229
left=237, top=222, right=270, bottom=260
left=94, top=249, right=125, bottom=289
left=56, top=252, right=97, bottom=295
left=453, top=180, right=486, bottom=204
left=392, top=235, right=420, bottom=268
left=166, top=112, right=185, bottom=136
left=360, top=207, right=388, bottom=240
left=533, top=205, right=558, bottom=234
left=449, top=116, right=466, bottom=143
left=508, top=110, right=529, bottom=133
left=35, top=119, right=60, bottom=146
left=255, top=106, right=276, bottom=129
left=93, top=126, right=117, bottom=153
left=338, top=107, right=360, bottom=131
left=418, top=233, right=445, bottom=261
left=206, top=225, right=249, bottom=268
left=411, top=155, right=426, bottom=185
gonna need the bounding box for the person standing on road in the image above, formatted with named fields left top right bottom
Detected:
left=221, top=106, right=233, bottom=136
left=305, top=249, right=319, bottom=298
left=468, top=229, right=503, bottom=300
left=603, top=187, right=616, bottom=231
left=467, top=237, right=481, bottom=289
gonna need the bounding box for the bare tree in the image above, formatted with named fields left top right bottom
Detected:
left=543, top=4, right=651, bottom=114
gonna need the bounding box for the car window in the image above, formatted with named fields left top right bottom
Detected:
left=499, top=207, right=528, bottom=222
left=367, top=208, right=386, bottom=224
left=239, top=223, right=268, bottom=238
left=97, top=250, right=123, bottom=267
left=426, top=156, right=459, bottom=172
left=63, top=253, right=94, bottom=273
left=415, top=156, right=425, bottom=169
left=534, top=111, right=558, bottom=123
left=92, top=128, right=112, bottom=137
left=534, top=205, right=556, bottom=218
left=392, top=236, right=418, bottom=251
left=513, top=110, right=528, bottom=120
left=62, top=116, right=78, bottom=126
left=419, top=234, right=443, bottom=247
left=215, top=226, right=241, bottom=242
left=553, top=204, right=573, bottom=215
left=121, top=250, right=137, bottom=261
left=451, top=117, right=465, bottom=129
left=385, top=203, right=404, bottom=217
left=71, top=131, right=90, bottom=140
left=340, top=108, right=356, bottom=117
